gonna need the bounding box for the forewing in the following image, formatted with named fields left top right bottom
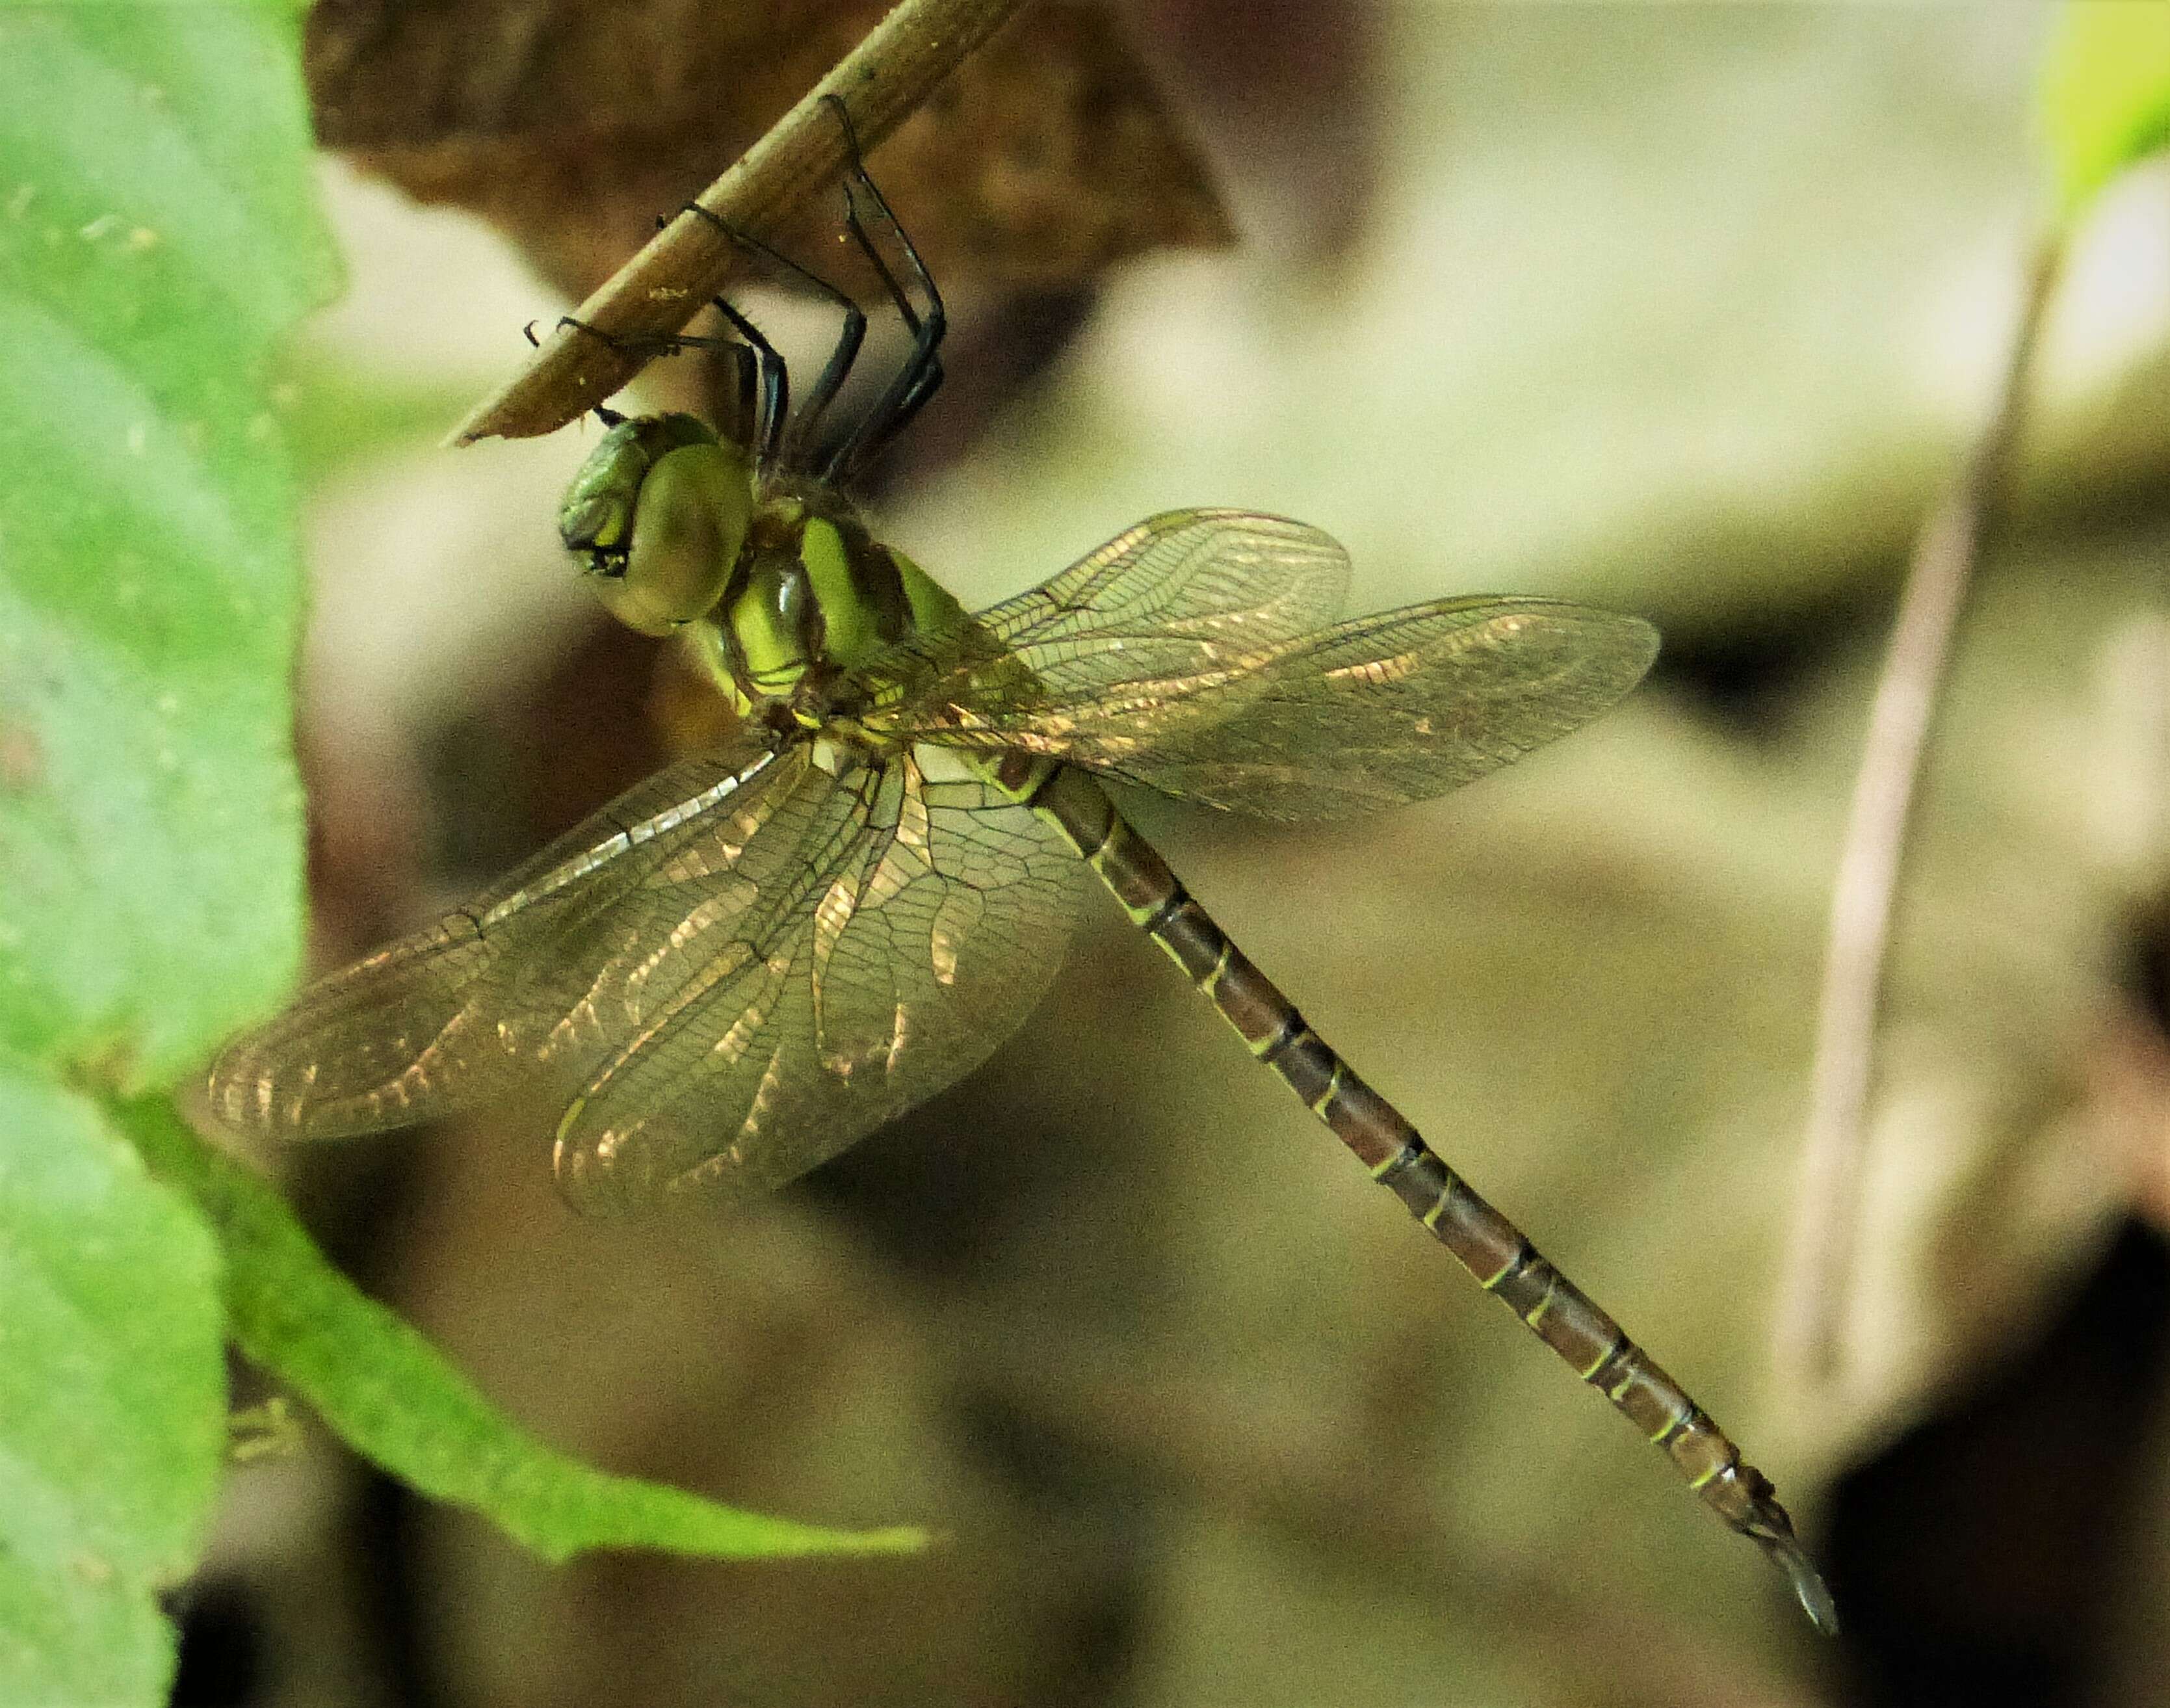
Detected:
left=1079, top=598, right=1661, bottom=821
left=859, top=510, right=1348, bottom=737
left=863, top=512, right=1653, bottom=822
left=552, top=750, right=1089, bottom=1213
left=207, top=733, right=814, bottom=1140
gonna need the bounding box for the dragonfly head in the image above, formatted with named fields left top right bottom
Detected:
left=558, top=412, right=754, bottom=637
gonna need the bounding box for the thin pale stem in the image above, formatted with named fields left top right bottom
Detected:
left=449, top=0, right=1026, bottom=445
left=1776, top=237, right=2063, bottom=1393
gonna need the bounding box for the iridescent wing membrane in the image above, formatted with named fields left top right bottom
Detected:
left=211, top=741, right=798, bottom=1144
left=211, top=738, right=1085, bottom=1212
left=867, top=513, right=1658, bottom=821
left=864, top=508, right=1350, bottom=741
left=550, top=746, right=1082, bottom=1209
left=211, top=510, right=1656, bottom=1208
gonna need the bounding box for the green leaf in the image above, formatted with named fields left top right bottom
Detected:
left=0, top=1071, right=224, bottom=1708
left=2041, top=0, right=2170, bottom=218
left=0, top=2, right=339, bottom=1083
left=0, top=5, right=337, bottom=1701
left=126, top=1100, right=928, bottom=1564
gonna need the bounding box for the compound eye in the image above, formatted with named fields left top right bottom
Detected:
left=557, top=419, right=649, bottom=555
left=591, top=441, right=753, bottom=637
left=559, top=492, right=628, bottom=557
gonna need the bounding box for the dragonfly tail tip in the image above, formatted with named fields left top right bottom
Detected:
left=1768, top=1534, right=1840, bottom=1636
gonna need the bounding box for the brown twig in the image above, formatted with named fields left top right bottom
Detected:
left=1775, top=237, right=2063, bottom=1393
left=449, top=0, right=1028, bottom=445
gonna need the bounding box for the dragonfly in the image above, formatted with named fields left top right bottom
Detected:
left=209, top=131, right=1835, bottom=1632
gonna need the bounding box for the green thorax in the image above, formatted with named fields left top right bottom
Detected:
left=709, top=475, right=968, bottom=719
left=558, top=412, right=969, bottom=721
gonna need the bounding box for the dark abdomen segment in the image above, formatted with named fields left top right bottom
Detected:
left=1028, top=762, right=1836, bottom=1632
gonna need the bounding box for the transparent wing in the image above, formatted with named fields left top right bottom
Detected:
left=552, top=749, right=1088, bottom=1213
left=861, top=509, right=1349, bottom=728
left=872, top=532, right=1658, bottom=822
left=213, top=735, right=1088, bottom=1211
left=207, top=732, right=811, bottom=1140
left=1064, top=598, right=1661, bottom=821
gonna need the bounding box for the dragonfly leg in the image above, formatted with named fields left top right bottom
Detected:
left=703, top=298, right=789, bottom=472
left=720, top=335, right=760, bottom=455
left=526, top=319, right=629, bottom=427
left=830, top=190, right=946, bottom=478
left=677, top=202, right=867, bottom=465
left=1025, top=760, right=1839, bottom=1634
left=550, top=312, right=762, bottom=443
left=819, top=95, right=947, bottom=486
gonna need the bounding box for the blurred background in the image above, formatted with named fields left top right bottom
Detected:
left=180, top=3, right=2170, bottom=1705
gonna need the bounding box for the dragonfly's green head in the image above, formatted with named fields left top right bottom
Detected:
left=558, top=412, right=755, bottom=637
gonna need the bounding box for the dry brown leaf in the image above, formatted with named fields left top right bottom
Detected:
left=307, top=0, right=1232, bottom=305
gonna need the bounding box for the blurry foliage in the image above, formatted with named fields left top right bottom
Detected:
left=2041, top=0, right=2170, bottom=218
left=274, top=361, right=477, bottom=484
left=0, top=6, right=328, bottom=1702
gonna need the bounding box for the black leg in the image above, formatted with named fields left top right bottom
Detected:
left=556, top=312, right=762, bottom=448
left=554, top=312, right=755, bottom=366
left=831, top=190, right=948, bottom=475
left=721, top=338, right=759, bottom=455
left=679, top=203, right=867, bottom=464
left=705, top=296, right=789, bottom=471
left=820, top=97, right=948, bottom=484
